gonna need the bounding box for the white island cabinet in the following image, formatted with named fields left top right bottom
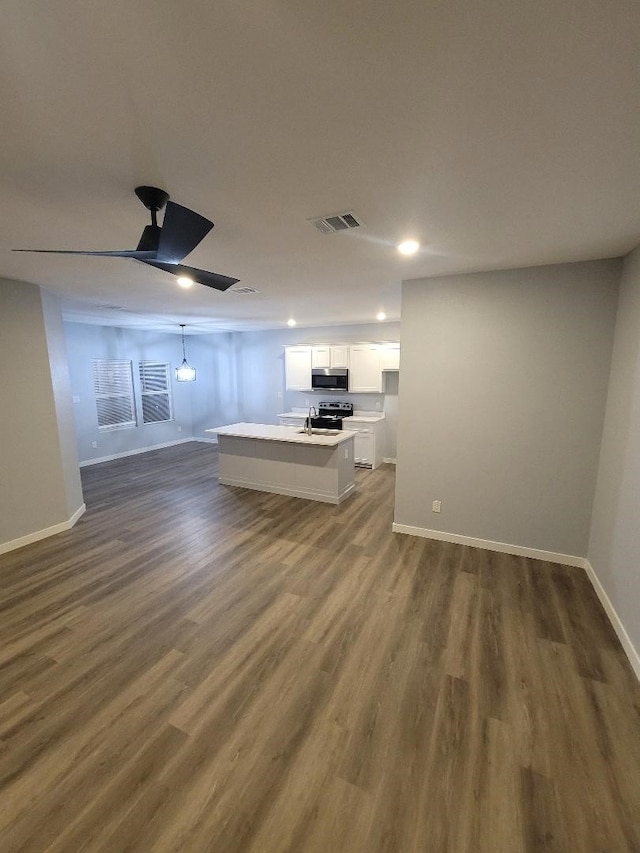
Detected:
left=207, top=423, right=355, bottom=504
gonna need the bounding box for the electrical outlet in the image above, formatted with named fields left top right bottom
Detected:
left=91, top=441, right=97, bottom=449
left=277, top=390, right=283, bottom=398
left=375, top=401, right=381, bottom=410
left=177, top=425, right=182, bottom=432
left=305, top=398, right=310, bottom=406
left=432, top=500, right=441, bottom=513
left=72, top=395, right=80, bottom=403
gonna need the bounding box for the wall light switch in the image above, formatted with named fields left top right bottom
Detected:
left=277, top=391, right=283, bottom=398
left=177, top=425, right=182, bottom=432
left=72, top=395, right=80, bottom=403
left=432, top=500, right=442, bottom=513
left=91, top=441, right=97, bottom=449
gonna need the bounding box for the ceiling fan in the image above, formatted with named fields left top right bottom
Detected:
left=13, top=186, right=239, bottom=292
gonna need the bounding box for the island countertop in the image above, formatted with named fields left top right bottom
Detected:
left=207, top=422, right=355, bottom=447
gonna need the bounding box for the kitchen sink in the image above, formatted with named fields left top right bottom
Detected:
left=297, top=428, right=341, bottom=436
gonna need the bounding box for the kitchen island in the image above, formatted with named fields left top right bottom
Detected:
left=206, top=423, right=355, bottom=504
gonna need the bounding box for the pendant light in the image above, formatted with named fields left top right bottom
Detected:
left=175, top=324, right=196, bottom=382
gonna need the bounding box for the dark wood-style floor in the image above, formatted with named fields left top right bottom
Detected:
left=1, top=443, right=639, bottom=852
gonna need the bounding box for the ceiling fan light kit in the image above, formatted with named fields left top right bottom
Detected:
left=13, top=186, right=240, bottom=292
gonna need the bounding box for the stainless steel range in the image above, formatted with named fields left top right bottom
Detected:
left=310, top=401, right=354, bottom=430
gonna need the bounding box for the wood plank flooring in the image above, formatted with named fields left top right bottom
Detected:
left=0, top=442, right=639, bottom=852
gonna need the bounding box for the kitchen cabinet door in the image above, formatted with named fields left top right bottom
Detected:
left=380, top=343, right=400, bottom=371
left=352, top=429, right=373, bottom=466
left=348, top=419, right=384, bottom=468
left=349, top=345, right=382, bottom=393
left=285, top=347, right=312, bottom=390
left=312, top=345, right=349, bottom=369
left=330, top=346, right=349, bottom=368
left=311, top=346, right=330, bottom=368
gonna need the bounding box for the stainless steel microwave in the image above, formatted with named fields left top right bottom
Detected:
left=311, top=368, right=348, bottom=391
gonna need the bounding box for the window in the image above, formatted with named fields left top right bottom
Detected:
left=92, top=359, right=136, bottom=430
left=139, top=361, right=173, bottom=424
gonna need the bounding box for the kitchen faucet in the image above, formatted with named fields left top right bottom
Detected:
left=306, top=406, right=317, bottom=436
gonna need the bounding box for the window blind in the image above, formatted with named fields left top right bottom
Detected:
left=92, top=359, right=136, bottom=430
left=139, top=361, right=173, bottom=424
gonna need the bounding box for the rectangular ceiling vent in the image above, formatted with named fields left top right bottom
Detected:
left=230, top=286, right=259, bottom=295
left=310, top=211, right=365, bottom=234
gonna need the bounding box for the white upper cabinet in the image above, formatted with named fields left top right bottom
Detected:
left=311, top=346, right=330, bottom=368
left=285, top=346, right=312, bottom=390
left=311, top=345, right=349, bottom=369
left=285, top=341, right=398, bottom=392
left=329, top=346, right=349, bottom=368
left=349, top=345, right=382, bottom=393
left=380, top=343, right=400, bottom=371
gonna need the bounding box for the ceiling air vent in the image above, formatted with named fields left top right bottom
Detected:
left=230, top=286, right=259, bottom=295
left=310, top=210, right=365, bottom=234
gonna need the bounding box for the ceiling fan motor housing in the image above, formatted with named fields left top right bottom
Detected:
left=134, top=186, right=170, bottom=212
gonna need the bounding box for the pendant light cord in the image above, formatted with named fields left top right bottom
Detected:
left=180, top=324, right=187, bottom=361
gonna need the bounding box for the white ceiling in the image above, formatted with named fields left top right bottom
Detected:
left=2, top=1, right=640, bottom=333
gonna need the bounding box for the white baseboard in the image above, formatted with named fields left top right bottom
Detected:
left=391, top=522, right=587, bottom=568
left=382, top=457, right=397, bottom=465
left=0, top=503, right=86, bottom=556
left=194, top=436, right=218, bottom=444
left=79, top=438, right=193, bottom=467
left=584, top=560, right=640, bottom=682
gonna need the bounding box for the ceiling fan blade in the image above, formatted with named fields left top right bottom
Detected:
left=140, top=260, right=239, bottom=292
left=12, top=248, right=157, bottom=259
left=156, top=202, right=214, bottom=263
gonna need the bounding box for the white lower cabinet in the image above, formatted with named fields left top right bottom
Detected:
left=347, top=419, right=383, bottom=468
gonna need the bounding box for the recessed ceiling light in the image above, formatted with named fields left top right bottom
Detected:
left=397, top=240, right=420, bottom=256
left=376, top=311, right=386, bottom=321
left=287, top=318, right=297, bottom=327
left=176, top=276, right=194, bottom=288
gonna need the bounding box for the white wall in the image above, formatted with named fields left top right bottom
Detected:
left=65, top=323, right=197, bottom=462
left=189, top=332, right=243, bottom=438
left=395, top=260, right=620, bottom=560
left=41, top=291, right=84, bottom=516
left=0, top=279, right=84, bottom=550
left=588, top=245, right=640, bottom=663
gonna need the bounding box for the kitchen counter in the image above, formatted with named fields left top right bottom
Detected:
left=207, top=423, right=355, bottom=504
left=210, top=422, right=354, bottom=446
left=276, top=412, right=386, bottom=468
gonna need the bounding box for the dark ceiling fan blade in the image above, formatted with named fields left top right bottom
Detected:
left=156, top=202, right=214, bottom=263
left=140, top=260, right=239, bottom=292
left=12, top=248, right=158, bottom=259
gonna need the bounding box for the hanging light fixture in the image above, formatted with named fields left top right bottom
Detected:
left=175, top=324, right=196, bottom=382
